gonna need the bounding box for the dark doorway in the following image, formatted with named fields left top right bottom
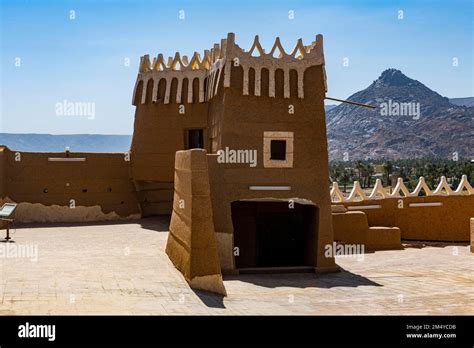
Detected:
left=231, top=201, right=317, bottom=269
left=186, top=129, right=204, bottom=149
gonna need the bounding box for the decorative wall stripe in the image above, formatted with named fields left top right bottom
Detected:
left=140, top=78, right=148, bottom=104
left=242, top=67, right=249, bottom=95
left=283, top=69, right=290, bottom=99
left=254, top=68, right=261, bottom=97
left=176, top=77, right=183, bottom=104
left=48, top=158, right=86, bottom=162
left=409, top=202, right=443, bottom=207
left=152, top=79, right=158, bottom=103
left=164, top=77, right=171, bottom=104
left=249, top=185, right=292, bottom=191
left=297, top=70, right=305, bottom=98
left=269, top=69, right=275, bottom=98
left=347, top=205, right=382, bottom=210
left=187, top=79, right=194, bottom=103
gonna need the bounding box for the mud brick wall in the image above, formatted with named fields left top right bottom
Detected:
left=130, top=77, right=209, bottom=215
left=341, top=195, right=474, bottom=241
left=203, top=63, right=336, bottom=273
left=0, top=146, right=140, bottom=220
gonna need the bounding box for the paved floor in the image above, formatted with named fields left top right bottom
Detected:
left=0, top=217, right=472, bottom=315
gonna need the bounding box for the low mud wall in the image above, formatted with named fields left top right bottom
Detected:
left=340, top=195, right=474, bottom=241
left=0, top=146, right=140, bottom=221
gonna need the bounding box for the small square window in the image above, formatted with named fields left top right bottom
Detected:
left=270, top=140, right=286, bottom=160
left=263, top=131, right=293, bottom=168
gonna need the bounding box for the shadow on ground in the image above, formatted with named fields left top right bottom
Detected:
left=192, top=289, right=226, bottom=308
left=224, top=268, right=381, bottom=289
left=139, top=215, right=170, bottom=233
left=193, top=269, right=381, bottom=308
left=402, top=240, right=469, bottom=249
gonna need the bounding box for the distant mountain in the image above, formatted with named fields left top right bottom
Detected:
left=449, top=97, right=474, bottom=107
left=0, top=134, right=132, bottom=152
left=324, top=104, right=338, bottom=112
left=326, top=69, right=473, bottom=160
left=2, top=72, right=472, bottom=159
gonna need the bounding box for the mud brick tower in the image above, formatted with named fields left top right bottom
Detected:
left=130, top=33, right=337, bottom=293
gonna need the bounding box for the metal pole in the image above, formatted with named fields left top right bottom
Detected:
left=5, top=224, right=11, bottom=241
left=325, top=96, right=376, bottom=109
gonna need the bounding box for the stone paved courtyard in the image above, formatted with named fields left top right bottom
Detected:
left=0, top=217, right=472, bottom=315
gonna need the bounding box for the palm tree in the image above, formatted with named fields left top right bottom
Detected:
left=355, top=160, right=363, bottom=184
left=366, top=164, right=375, bottom=188
left=383, top=160, right=393, bottom=186
left=341, top=168, right=350, bottom=192
left=330, top=164, right=342, bottom=185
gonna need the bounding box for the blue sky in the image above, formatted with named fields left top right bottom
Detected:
left=1, top=0, right=472, bottom=134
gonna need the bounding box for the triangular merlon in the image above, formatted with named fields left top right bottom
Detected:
left=269, top=37, right=286, bottom=58
left=454, top=174, right=474, bottom=195
left=368, top=179, right=387, bottom=199
left=389, top=178, right=410, bottom=198
left=151, top=54, right=166, bottom=71
left=347, top=181, right=366, bottom=202
left=248, top=35, right=265, bottom=57
left=139, top=54, right=151, bottom=73
left=410, top=176, right=432, bottom=197
left=330, top=182, right=345, bottom=203
left=290, top=38, right=306, bottom=59
left=189, top=52, right=202, bottom=70
left=170, top=52, right=184, bottom=71
left=433, top=176, right=453, bottom=195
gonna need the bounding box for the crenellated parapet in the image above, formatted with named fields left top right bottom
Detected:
left=222, top=33, right=325, bottom=99
left=132, top=32, right=326, bottom=106
left=330, top=175, right=474, bottom=203
left=132, top=36, right=226, bottom=105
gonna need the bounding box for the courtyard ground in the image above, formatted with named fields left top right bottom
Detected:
left=0, top=217, right=472, bottom=315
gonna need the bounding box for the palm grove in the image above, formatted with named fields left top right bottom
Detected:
left=329, top=158, right=473, bottom=192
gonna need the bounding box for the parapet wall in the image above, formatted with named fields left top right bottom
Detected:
left=0, top=146, right=140, bottom=222
left=132, top=32, right=326, bottom=107
left=331, top=177, right=474, bottom=241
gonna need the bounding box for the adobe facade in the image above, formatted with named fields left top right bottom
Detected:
left=129, top=33, right=337, bottom=291
left=1, top=33, right=472, bottom=295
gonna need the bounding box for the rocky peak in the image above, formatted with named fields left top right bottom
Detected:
left=373, top=69, right=417, bottom=88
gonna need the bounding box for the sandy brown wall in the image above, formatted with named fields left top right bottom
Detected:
left=206, top=64, right=336, bottom=272
left=166, top=149, right=225, bottom=294
left=1, top=147, right=140, bottom=219
left=341, top=195, right=474, bottom=241
left=130, top=77, right=209, bottom=215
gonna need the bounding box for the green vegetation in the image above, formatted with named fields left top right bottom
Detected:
left=329, top=158, right=473, bottom=191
